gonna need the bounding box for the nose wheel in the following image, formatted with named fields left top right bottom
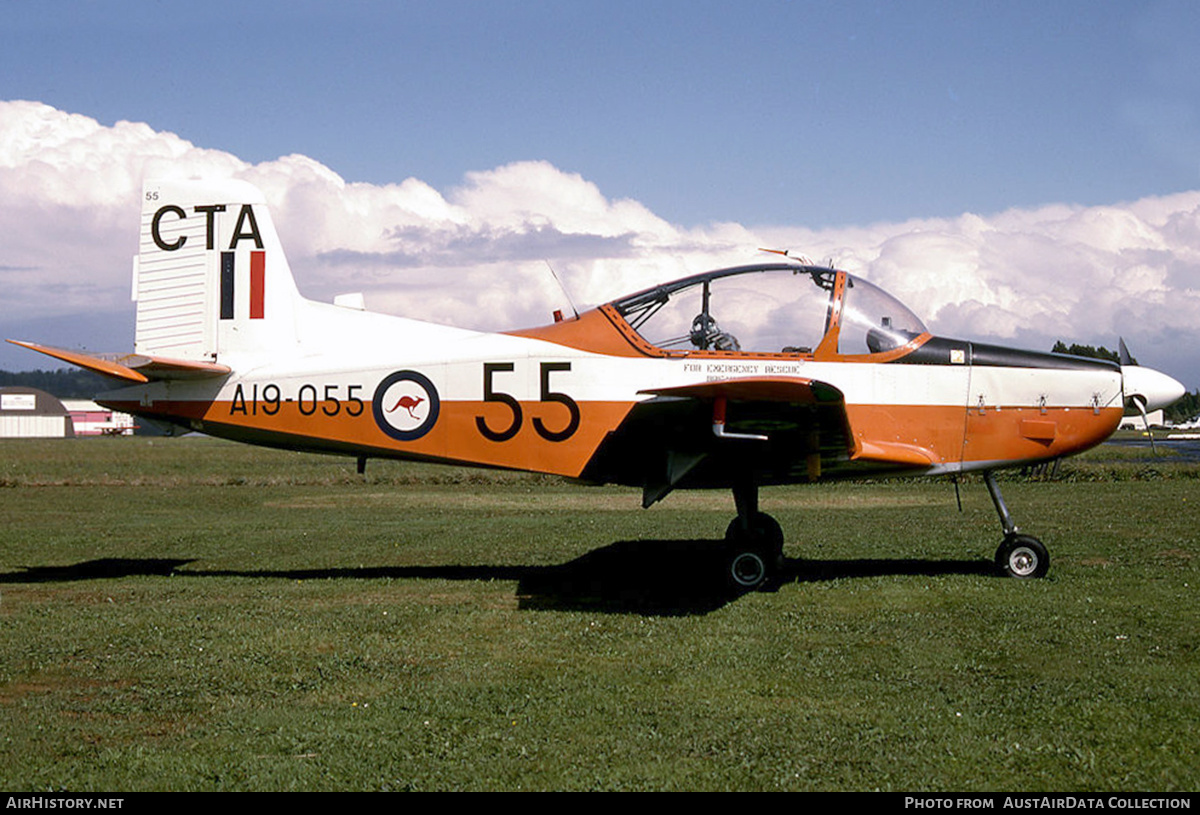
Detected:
left=984, top=471, right=1050, bottom=579
left=995, top=533, right=1050, bottom=579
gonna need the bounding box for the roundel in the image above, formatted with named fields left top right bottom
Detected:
left=372, top=370, right=440, bottom=441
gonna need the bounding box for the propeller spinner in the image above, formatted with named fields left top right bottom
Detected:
left=1119, top=338, right=1185, bottom=414
left=1118, top=338, right=1185, bottom=454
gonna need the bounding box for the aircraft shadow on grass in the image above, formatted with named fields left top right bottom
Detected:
left=0, top=542, right=995, bottom=616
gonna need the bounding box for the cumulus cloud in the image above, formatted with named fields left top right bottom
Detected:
left=1, top=100, right=1197, bottom=384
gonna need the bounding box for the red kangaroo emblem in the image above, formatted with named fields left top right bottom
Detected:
left=387, top=395, right=425, bottom=419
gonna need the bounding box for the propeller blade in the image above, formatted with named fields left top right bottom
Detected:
left=1118, top=337, right=1134, bottom=367
left=1132, top=395, right=1158, bottom=456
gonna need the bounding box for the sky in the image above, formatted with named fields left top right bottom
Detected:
left=1, top=0, right=1199, bottom=387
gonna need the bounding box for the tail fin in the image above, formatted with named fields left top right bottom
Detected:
left=135, top=179, right=302, bottom=362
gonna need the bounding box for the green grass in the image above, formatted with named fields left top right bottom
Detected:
left=1, top=438, right=1197, bottom=791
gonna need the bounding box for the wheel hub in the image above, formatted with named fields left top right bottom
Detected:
left=729, top=551, right=767, bottom=588
left=1009, top=547, right=1037, bottom=576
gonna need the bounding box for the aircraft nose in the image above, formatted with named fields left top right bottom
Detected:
left=1123, top=364, right=1186, bottom=412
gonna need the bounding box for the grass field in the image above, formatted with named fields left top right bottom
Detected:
left=1, top=437, right=1197, bottom=791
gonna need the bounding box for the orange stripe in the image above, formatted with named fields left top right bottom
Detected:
left=846, top=405, right=966, bottom=465
left=116, top=398, right=636, bottom=478
left=963, top=405, right=1122, bottom=463
left=846, top=404, right=1123, bottom=466
left=107, top=397, right=1123, bottom=479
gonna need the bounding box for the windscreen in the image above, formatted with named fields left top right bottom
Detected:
left=836, top=274, right=927, bottom=355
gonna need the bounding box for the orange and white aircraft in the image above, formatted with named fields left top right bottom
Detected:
left=10, top=179, right=1186, bottom=589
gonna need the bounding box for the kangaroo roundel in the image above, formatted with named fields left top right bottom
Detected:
left=373, top=370, right=440, bottom=441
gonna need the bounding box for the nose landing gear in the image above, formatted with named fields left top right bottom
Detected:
left=984, top=471, right=1050, bottom=579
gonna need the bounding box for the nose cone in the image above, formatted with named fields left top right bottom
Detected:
left=1123, top=365, right=1186, bottom=412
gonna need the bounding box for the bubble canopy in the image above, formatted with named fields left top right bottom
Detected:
left=609, top=263, right=928, bottom=358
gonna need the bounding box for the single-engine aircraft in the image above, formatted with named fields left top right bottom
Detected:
left=10, top=179, right=1186, bottom=589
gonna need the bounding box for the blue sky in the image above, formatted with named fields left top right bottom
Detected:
left=5, top=0, right=1197, bottom=227
left=1, top=0, right=1199, bottom=385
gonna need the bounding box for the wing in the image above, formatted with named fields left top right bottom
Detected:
left=639, top=376, right=845, bottom=405
left=581, top=374, right=941, bottom=506
left=579, top=376, right=853, bottom=506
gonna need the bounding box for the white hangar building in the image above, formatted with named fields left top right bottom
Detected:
left=0, top=387, right=75, bottom=438
left=0, top=387, right=135, bottom=438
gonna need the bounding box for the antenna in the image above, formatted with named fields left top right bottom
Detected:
left=759, top=247, right=815, bottom=265
left=544, top=261, right=580, bottom=320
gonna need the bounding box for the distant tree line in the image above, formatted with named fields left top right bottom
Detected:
left=1162, top=390, right=1200, bottom=424
left=1050, top=341, right=1127, bottom=364
left=0, top=368, right=110, bottom=398
left=1051, top=341, right=1198, bottom=424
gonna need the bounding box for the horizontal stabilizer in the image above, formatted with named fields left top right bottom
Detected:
left=6, top=340, right=231, bottom=383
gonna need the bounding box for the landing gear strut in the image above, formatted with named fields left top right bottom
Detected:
left=984, top=471, right=1050, bottom=579
left=723, top=481, right=784, bottom=590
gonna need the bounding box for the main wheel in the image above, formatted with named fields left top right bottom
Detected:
left=723, top=512, right=785, bottom=590
left=995, top=534, right=1049, bottom=579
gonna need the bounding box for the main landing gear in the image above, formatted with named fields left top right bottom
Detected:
left=719, top=471, right=1050, bottom=589
left=984, top=471, right=1050, bottom=579
left=723, top=481, right=785, bottom=590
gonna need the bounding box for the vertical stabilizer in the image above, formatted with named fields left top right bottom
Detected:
left=135, top=179, right=301, bottom=362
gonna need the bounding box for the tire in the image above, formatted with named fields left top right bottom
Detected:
left=995, top=534, right=1049, bottom=579
left=724, top=512, right=784, bottom=555
left=723, top=512, right=785, bottom=590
